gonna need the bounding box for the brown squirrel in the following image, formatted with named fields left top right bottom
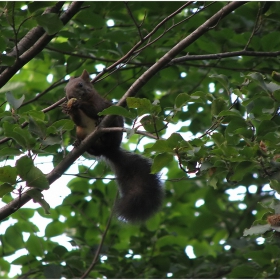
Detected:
left=62, top=70, right=164, bottom=223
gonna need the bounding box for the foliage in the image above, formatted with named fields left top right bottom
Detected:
left=1, top=1, right=280, bottom=278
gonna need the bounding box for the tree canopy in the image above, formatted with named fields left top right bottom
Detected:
left=1, top=1, right=280, bottom=278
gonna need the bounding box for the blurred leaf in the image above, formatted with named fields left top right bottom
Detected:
left=28, top=116, right=47, bottom=138
left=0, top=166, right=17, bottom=184
left=26, top=234, right=44, bottom=256
left=5, top=225, right=24, bottom=250
left=44, top=264, right=62, bottom=279
left=0, top=183, right=14, bottom=197
left=27, top=189, right=51, bottom=214
left=211, top=98, right=227, bottom=116
left=210, top=74, right=229, bottom=91
left=246, top=72, right=269, bottom=93
left=35, top=13, right=64, bottom=35
left=5, top=92, right=25, bottom=110
left=45, top=221, right=65, bottom=237
left=51, top=120, right=74, bottom=131
left=151, top=153, right=173, bottom=173
left=175, top=93, right=190, bottom=109
left=16, top=156, right=49, bottom=190
left=243, top=224, right=271, bottom=236
left=99, top=105, right=135, bottom=119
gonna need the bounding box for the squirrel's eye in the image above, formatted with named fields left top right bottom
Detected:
left=78, top=82, right=83, bottom=88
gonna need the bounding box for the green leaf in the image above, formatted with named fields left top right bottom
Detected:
left=218, top=109, right=242, bottom=117
left=16, top=156, right=49, bottom=189
left=140, top=115, right=165, bottom=133
left=27, top=189, right=50, bottom=214
left=273, top=89, right=280, bottom=101
left=99, top=105, right=135, bottom=119
left=211, top=98, right=227, bottom=116
left=243, top=224, right=271, bottom=236
left=16, top=155, right=33, bottom=176
left=0, top=183, right=14, bottom=197
left=229, top=264, right=259, bottom=278
left=175, top=93, right=190, bottom=109
left=269, top=199, right=280, bottom=214
left=28, top=116, right=47, bottom=138
left=12, top=254, right=35, bottom=265
left=5, top=92, right=25, bottom=110
left=51, top=120, right=74, bottom=131
left=3, top=122, right=32, bottom=148
left=0, top=147, right=22, bottom=157
left=246, top=72, right=269, bottom=93
left=45, top=221, right=65, bottom=237
left=157, top=235, right=187, bottom=248
left=190, top=91, right=209, bottom=103
left=208, top=176, right=218, bottom=189
left=272, top=71, right=280, bottom=83
left=44, top=264, right=62, bottom=279
left=151, top=153, right=173, bottom=173
left=0, top=36, right=7, bottom=52
left=53, top=245, right=68, bottom=258
left=146, top=212, right=161, bottom=231
left=210, top=74, right=229, bottom=91
left=126, top=97, right=152, bottom=115
left=270, top=180, right=280, bottom=194
left=0, top=259, right=10, bottom=275
left=35, top=13, right=64, bottom=35
left=257, top=120, right=277, bottom=137
left=211, top=132, right=225, bottom=146
left=14, top=126, right=36, bottom=148
left=28, top=2, right=54, bottom=13
left=0, top=82, right=25, bottom=93
left=66, top=56, right=84, bottom=74
left=5, top=225, right=24, bottom=250
left=230, top=161, right=256, bottom=181
left=0, top=166, right=17, bottom=184
left=166, top=133, right=185, bottom=147
left=26, top=110, right=45, bottom=121
left=26, top=234, right=44, bottom=256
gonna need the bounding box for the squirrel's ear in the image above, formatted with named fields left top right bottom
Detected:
left=81, top=69, right=90, bottom=82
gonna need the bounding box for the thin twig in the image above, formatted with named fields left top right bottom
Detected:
left=90, top=2, right=193, bottom=84
left=244, top=4, right=262, bottom=50
left=80, top=193, right=117, bottom=279
left=129, top=2, right=213, bottom=55
left=21, top=79, right=67, bottom=107
left=124, top=2, right=143, bottom=40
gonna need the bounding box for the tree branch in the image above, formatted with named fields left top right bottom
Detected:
left=0, top=125, right=108, bottom=220
left=0, top=97, right=66, bottom=145
left=0, top=2, right=65, bottom=74
left=90, top=2, right=193, bottom=84
left=0, top=1, right=84, bottom=88
left=169, top=50, right=280, bottom=64
left=117, top=1, right=246, bottom=108
left=0, top=125, right=158, bottom=221
left=0, top=1, right=246, bottom=221
left=80, top=193, right=117, bottom=279
left=124, top=2, right=143, bottom=41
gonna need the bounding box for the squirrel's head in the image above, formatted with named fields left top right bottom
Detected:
left=64, top=70, right=93, bottom=100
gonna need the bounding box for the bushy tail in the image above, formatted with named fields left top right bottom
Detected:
left=103, top=148, right=164, bottom=223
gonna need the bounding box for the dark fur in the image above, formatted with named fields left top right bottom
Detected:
left=63, top=70, right=164, bottom=223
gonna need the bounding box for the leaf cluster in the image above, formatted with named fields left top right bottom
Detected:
left=1, top=1, right=280, bottom=279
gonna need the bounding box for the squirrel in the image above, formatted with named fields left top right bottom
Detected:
left=62, top=70, right=164, bottom=223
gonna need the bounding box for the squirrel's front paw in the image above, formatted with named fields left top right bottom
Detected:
left=67, top=98, right=78, bottom=109
left=62, top=98, right=79, bottom=114
left=61, top=102, right=69, bottom=114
